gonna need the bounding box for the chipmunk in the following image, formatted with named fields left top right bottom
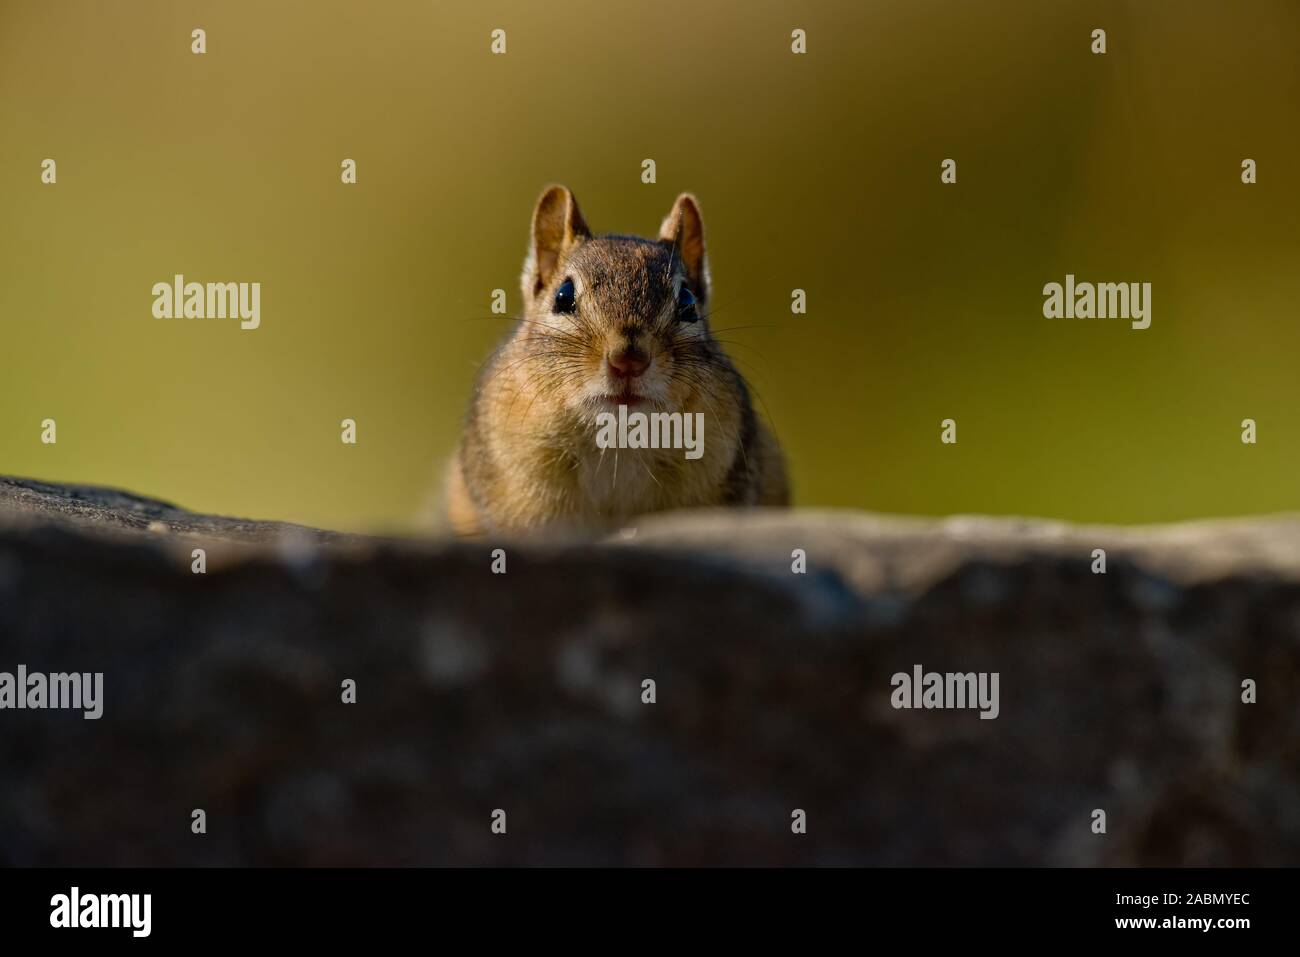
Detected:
left=445, top=186, right=788, bottom=535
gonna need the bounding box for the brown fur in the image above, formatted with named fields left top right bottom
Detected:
left=447, top=186, right=788, bottom=535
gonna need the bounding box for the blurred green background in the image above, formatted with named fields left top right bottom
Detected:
left=2, top=0, right=1298, bottom=532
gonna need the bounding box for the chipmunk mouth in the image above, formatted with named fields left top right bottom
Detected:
left=592, top=388, right=654, bottom=409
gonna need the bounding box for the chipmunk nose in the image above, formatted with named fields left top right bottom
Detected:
left=607, top=348, right=651, bottom=379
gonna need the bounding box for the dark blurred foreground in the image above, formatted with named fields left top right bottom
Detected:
left=0, top=476, right=1297, bottom=865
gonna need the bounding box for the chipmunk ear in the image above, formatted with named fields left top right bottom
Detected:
left=524, top=185, right=591, bottom=302
left=659, top=193, right=708, bottom=303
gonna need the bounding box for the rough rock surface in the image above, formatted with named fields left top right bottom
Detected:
left=0, top=475, right=1296, bottom=866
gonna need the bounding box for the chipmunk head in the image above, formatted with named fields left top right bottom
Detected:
left=517, top=185, right=722, bottom=417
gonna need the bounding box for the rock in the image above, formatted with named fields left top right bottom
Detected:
left=0, top=475, right=1296, bottom=865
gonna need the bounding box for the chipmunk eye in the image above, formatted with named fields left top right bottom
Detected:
left=676, top=285, right=698, bottom=323
left=553, top=278, right=576, bottom=314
